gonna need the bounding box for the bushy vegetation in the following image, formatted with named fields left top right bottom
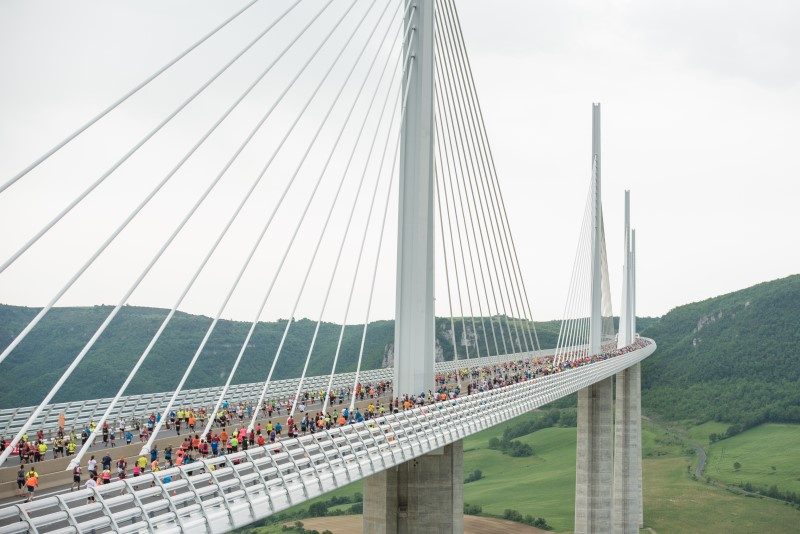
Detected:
left=464, top=469, right=484, bottom=483
left=463, top=503, right=483, bottom=514
left=501, top=509, right=552, bottom=530
left=736, top=482, right=800, bottom=506
left=487, top=436, right=533, bottom=457
left=642, top=274, right=800, bottom=425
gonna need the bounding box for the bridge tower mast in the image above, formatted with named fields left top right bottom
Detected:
left=613, top=194, right=644, bottom=533
left=364, top=2, right=464, bottom=532
left=589, top=103, right=603, bottom=355
left=575, top=103, right=615, bottom=533
left=618, top=190, right=631, bottom=348
left=393, top=0, right=436, bottom=396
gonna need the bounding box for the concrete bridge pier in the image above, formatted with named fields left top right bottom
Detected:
left=366, top=0, right=464, bottom=530
left=613, top=363, right=643, bottom=533
left=574, top=377, right=614, bottom=534
left=363, top=440, right=464, bottom=533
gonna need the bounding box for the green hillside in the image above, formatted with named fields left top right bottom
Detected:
left=0, top=304, right=546, bottom=408
left=2, top=273, right=796, bottom=418
left=641, top=274, right=800, bottom=427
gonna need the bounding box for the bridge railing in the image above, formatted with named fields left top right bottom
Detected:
left=0, top=349, right=549, bottom=438
left=0, top=342, right=651, bottom=534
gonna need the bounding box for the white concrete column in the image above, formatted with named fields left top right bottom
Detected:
left=631, top=230, right=637, bottom=339
left=366, top=2, right=464, bottom=531
left=394, top=0, right=436, bottom=396
left=589, top=103, right=603, bottom=355
left=617, top=191, right=631, bottom=348
left=574, top=376, right=614, bottom=533
left=613, top=363, right=643, bottom=533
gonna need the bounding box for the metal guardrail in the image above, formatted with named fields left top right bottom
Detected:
left=0, top=342, right=652, bottom=533
left=0, top=350, right=548, bottom=437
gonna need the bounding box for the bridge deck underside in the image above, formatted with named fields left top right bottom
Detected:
left=0, top=341, right=654, bottom=534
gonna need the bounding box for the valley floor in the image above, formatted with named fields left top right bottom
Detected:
left=237, top=416, right=800, bottom=533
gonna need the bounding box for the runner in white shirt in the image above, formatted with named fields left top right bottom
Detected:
left=84, top=476, right=97, bottom=504
left=87, top=457, right=97, bottom=476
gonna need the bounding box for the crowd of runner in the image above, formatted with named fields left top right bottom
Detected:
left=4, top=338, right=651, bottom=500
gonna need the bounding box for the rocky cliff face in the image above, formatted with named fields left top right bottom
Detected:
left=381, top=343, right=393, bottom=368
left=380, top=326, right=450, bottom=368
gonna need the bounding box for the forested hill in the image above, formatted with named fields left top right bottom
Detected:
left=641, top=274, right=800, bottom=427
left=0, top=305, right=558, bottom=408
left=6, top=270, right=796, bottom=416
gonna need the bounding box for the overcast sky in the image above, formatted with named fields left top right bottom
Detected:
left=0, top=0, right=798, bottom=325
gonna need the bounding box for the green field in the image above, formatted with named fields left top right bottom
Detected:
left=643, top=456, right=799, bottom=533
left=706, top=423, right=800, bottom=494
left=462, top=425, right=576, bottom=530
left=239, top=417, right=800, bottom=533
left=686, top=421, right=729, bottom=446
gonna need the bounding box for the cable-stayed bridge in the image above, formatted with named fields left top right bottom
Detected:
left=0, top=1, right=655, bottom=533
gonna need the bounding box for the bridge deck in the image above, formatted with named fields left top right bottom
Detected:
left=0, top=341, right=653, bottom=534
left=0, top=350, right=549, bottom=438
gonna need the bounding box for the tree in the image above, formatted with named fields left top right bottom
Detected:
left=733, top=462, right=741, bottom=471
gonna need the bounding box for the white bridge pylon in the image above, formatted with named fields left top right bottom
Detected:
left=554, top=104, right=617, bottom=365
left=0, top=1, right=654, bottom=532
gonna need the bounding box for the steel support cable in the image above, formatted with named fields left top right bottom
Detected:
left=434, top=114, right=469, bottom=360
left=317, top=92, right=401, bottom=417
left=436, top=0, right=525, bottom=353
left=437, top=125, right=483, bottom=360
left=437, top=14, right=518, bottom=360
left=268, top=3, right=405, bottom=419
left=437, top=96, right=510, bottom=357
left=319, top=19, right=414, bottom=417
left=434, top=73, right=494, bottom=360
left=322, top=21, right=416, bottom=413
left=0, top=1, right=308, bottom=368
left=0, top=0, right=352, bottom=469
left=583, top=166, right=601, bottom=356
left=0, top=1, right=302, bottom=276
left=64, top=0, right=349, bottom=468
left=565, top=198, right=592, bottom=360
left=433, top=49, right=502, bottom=359
left=434, top=124, right=474, bottom=363
left=554, top=195, right=590, bottom=361
left=599, top=217, right=615, bottom=340
left=0, top=0, right=262, bottom=196
left=249, top=12, right=411, bottom=431
left=239, top=1, right=409, bottom=432
left=439, top=3, right=538, bottom=358
left=433, top=28, right=516, bottom=358
left=433, top=79, right=484, bottom=360
left=598, top=215, right=614, bottom=346
left=564, top=202, right=588, bottom=358
left=433, top=67, right=496, bottom=359
left=585, top=190, right=601, bottom=354
left=441, top=0, right=540, bottom=351
left=568, top=193, right=593, bottom=360
left=136, top=0, right=387, bottom=450
left=574, top=210, right=593, bottom=359
left=436, top=77, right=503, bottom=359
left=461, top=92, right=539, bottom=353
left=348, top=62, right=414, bottom=415
left=557, top=215, right=585, bottom=361
left=433, top=149, right=463, bottom=388
left=436, top=3, right=530, bottom=356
